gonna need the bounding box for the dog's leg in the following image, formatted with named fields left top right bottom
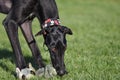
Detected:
left=3, top=17, right=27, bottom=70
left=20, top=20, right=45, bottom=68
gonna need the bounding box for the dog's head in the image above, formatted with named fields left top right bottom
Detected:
left=36, top=25, right=72, bottom=76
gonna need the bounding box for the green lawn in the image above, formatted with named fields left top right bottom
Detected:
left=0, top=0, right=120, bottom=80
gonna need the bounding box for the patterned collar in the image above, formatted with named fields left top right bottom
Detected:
left=42, top=18, right=60, bottom=28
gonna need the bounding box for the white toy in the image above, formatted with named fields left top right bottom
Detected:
left=36, top=65, right=57, bottom=78
left=16, top=63, right=35, bottom=80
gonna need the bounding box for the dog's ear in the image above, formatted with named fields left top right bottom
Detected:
left=35, top=29, right=45, bottom=36
left=28, top=63, right=36, bottom=72
left=35, top=28, right=50, bottom=36
left=62, top=26, right=73, bottom=35
left=16, top=68, right=21, bottom=73
left=16, top=68, right=21, bottom=78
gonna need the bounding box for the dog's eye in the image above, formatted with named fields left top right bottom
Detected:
left=22, top=75, right=26, bottom=80
left=30, top=70, right=35, bottom=75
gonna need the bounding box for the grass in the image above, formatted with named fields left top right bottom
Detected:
left=0, top=0, right=120, bottom=80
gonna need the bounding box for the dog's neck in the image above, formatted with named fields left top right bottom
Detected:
left=37, top=0, right=60, bottom=26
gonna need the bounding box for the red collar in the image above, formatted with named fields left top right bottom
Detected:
left=42, top=18, right=60, bottom=28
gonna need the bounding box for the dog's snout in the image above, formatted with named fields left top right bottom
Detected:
left=57, top=70, right=67, bottom=76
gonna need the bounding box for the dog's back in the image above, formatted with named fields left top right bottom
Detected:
left=0, top=0, right=12, bottom=14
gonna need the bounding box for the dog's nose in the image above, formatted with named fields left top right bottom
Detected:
left=57, top=70, right=66, bottom=76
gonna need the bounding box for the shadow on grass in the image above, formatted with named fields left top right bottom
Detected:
left=0, top=49, right=15, bottom=76
left=24, top=55, right=49, bottom=69
left=0, top=49, right=49, bottom=75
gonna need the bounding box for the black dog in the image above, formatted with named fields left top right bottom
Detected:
left=35, top=0, right=73, bottom=76
left=0, top=0, right=72, bottom=76
left=0, top=0, right=45, bottom=70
